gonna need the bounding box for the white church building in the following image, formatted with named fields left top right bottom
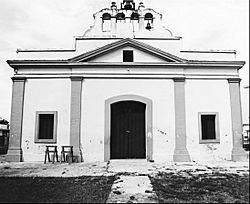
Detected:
left=6, top=0, right=248, bottom=162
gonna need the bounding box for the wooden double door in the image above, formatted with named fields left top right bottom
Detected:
left=111, top=101, right=146, bottom=159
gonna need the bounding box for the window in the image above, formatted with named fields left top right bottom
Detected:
left=35, top=111, right=57, bottom=143
left=199, top=113, right=220, bottom=143
left=123, top=50, right=134, bottom=62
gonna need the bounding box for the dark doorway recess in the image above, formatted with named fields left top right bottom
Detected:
left=111, top=101, right=146, bottom=159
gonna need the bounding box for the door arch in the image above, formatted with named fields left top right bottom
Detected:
left=104, top=95, right=153, bottom=161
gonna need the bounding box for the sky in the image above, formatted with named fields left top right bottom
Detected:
left=0, top=0, right=249, bottom=123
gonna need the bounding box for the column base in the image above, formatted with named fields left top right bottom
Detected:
left=6, top=148, right=23, bottom=162
left=173, top=148, right=191, bottom=162
left=232, top=148, right=248, bottom=161
left=72, top=149, right=84, bottom=163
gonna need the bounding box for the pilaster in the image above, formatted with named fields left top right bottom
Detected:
left=6, top=77, right=26, bottom=162
left=70, top=77, right=83, bottom=162
left=173, top=78, right=191, bottom=162
left=228, top=78, right=247, bottom=161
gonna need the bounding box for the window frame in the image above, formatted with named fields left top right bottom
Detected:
left=35, top=111, right=57, bottom=144
left=198, top=112, right=220, bottom=144
left=123, top=50, right=134, bottom=62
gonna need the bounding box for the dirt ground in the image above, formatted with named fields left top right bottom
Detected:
left=0, top=176, right=115, bottom=203
left=0, top=156, right=249, bottom=203
left=150, top=172, right=249, bottom=203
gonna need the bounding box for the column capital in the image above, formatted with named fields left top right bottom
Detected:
left=228, top=78, right=241, bottom=84
left=70, top=76, right=83, bottom=81
left=173, top=77, right=186, bottom=82
left=11, top=77, right=27, bottom=82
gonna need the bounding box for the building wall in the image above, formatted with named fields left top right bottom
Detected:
left=20, top=77, right=234, bottom=162
left=21, top=78, right=71, bottom=161
left=185, top=79, right=233, bottom=161
left=81, top=79, right=176, bottom=162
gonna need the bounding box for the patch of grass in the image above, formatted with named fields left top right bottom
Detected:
left=150, top=173, right=249, bottom=203
left=0, top=176, right=116, bottom=203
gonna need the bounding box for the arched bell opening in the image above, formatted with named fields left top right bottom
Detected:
left=144, top=13, right=154, bottom=30
left=131, top=12, right=140, bottom=21
left=102, top=13, right=111, bottom=21
left=116, top=12, right=126, bottom=21
left=102, top=13, right=112, bottom=32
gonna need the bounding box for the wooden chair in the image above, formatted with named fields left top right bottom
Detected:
left=44, top=146, right=59, bottom=164
left=60, top=146, right=74, bottom=163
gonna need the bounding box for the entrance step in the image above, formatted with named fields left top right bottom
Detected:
left=106, top=175, right=158, bottom=203
left=108, top=159, right=150, bottom=174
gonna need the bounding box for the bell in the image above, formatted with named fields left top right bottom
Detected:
left=145, top=22, right=152, bottom=30
left=123, top=0, right=134, bottom=10
left=124, top=2, right=133, bottom=10
left=111, top=2, right=117, bottom=10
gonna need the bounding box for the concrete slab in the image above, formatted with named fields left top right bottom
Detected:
left=0, top=159, right=248, bottom=177
left=108, top=159, right=151, bottom=175
left=106, top=175, right=158, bottom=203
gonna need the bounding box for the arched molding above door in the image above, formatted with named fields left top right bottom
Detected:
left=104, top=94, right=153, bottom=162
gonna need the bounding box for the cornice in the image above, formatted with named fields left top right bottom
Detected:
left=7, top=60, right=245, bottom=70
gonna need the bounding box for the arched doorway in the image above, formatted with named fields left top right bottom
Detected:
left=111, top=101, right=146, bottom=159
left=104, top=95, right=153, bottom=161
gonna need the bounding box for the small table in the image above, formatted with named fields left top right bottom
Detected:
left=44, top=146, right=59, bottom=164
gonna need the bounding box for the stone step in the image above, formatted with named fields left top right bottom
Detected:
left=108, top=159, right=150, bottom=174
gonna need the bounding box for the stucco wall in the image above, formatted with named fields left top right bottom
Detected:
left=20, top=77, right=234, bottom=162
left=185, top=79, right=233, bottom=161
left=81, top=79, right=176, bottom=162
left=22, top=78, right=71, bottom=161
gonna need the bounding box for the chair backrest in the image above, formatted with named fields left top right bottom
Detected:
left=61, top=146, right=73, bottom=152
left=46, top=145, right=57, bottom=152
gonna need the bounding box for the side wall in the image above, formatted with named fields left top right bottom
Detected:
left=185, top=79, right=233, bottom=161
left=22, top=78, right=71, bottom=161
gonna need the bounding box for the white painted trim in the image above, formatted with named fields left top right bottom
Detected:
left=34, top=111, right=58, bottom=144
left=198, top=112, right=220, bottom=144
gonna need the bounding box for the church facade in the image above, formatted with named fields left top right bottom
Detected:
left=6, top=0, right=247, bottom=162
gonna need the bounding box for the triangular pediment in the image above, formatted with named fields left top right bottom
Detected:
left=69, top=38, right=186, bottom=63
